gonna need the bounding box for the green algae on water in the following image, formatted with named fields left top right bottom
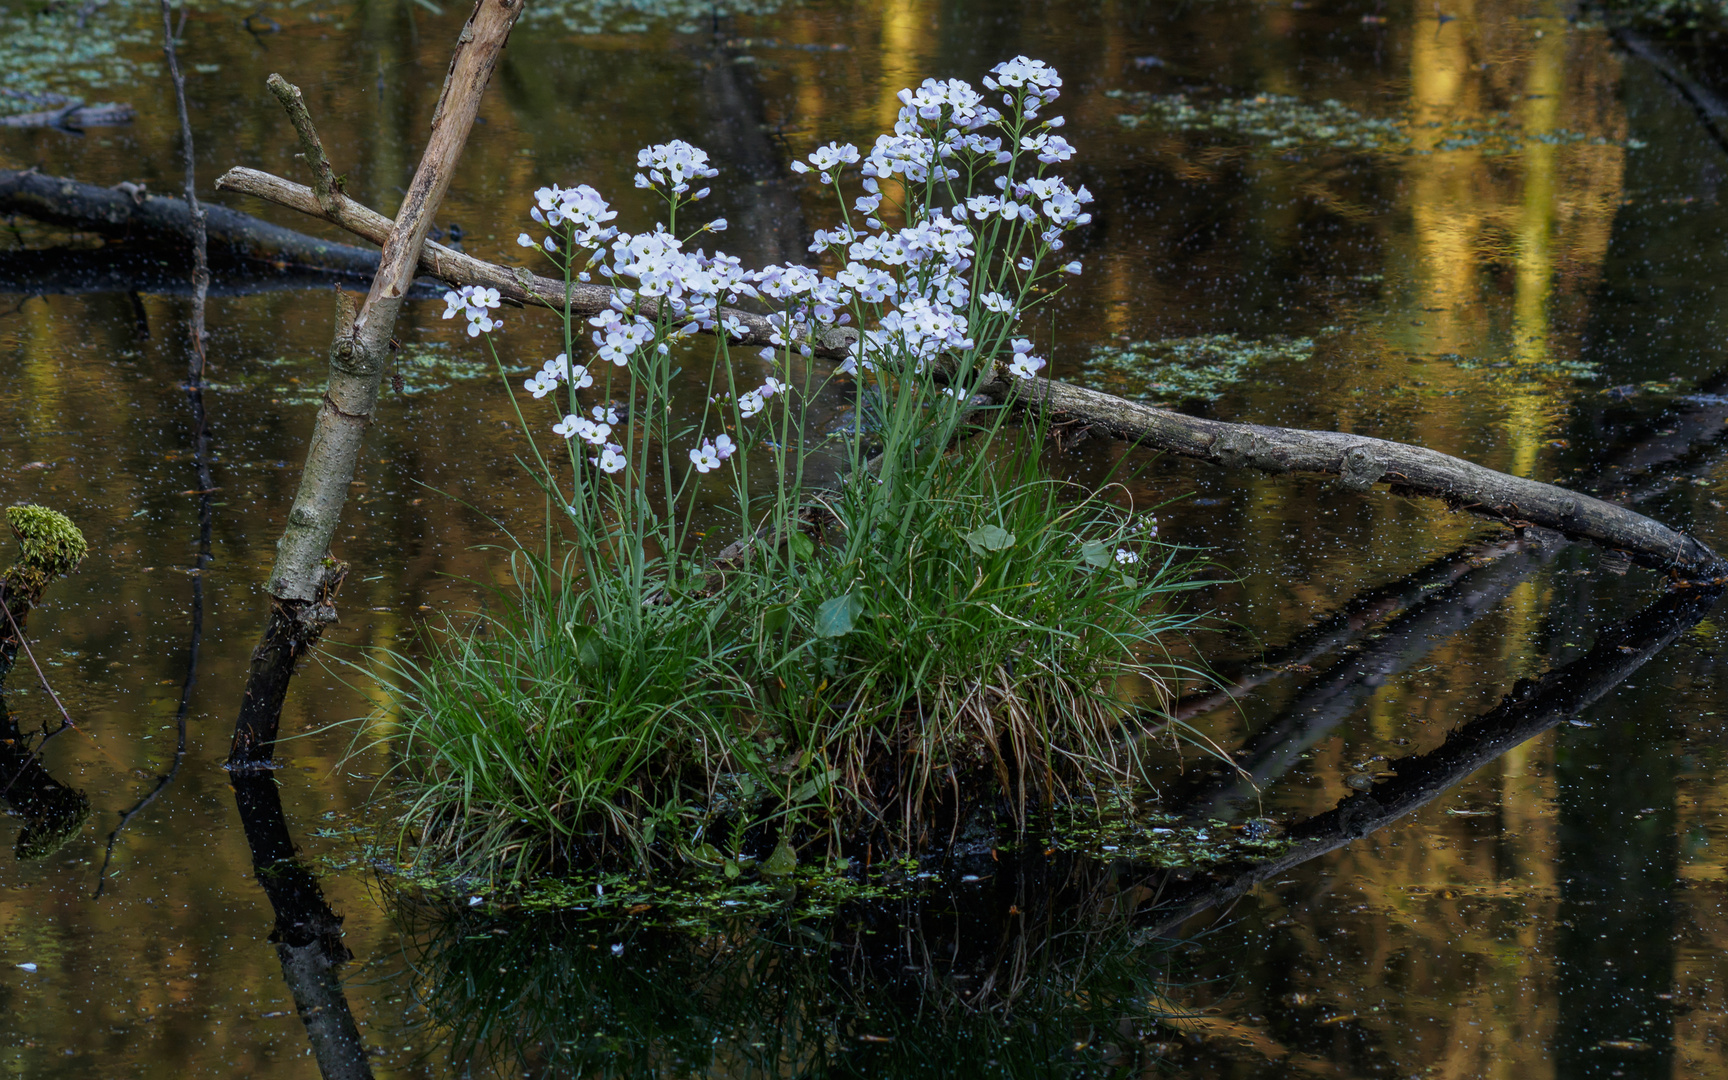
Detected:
left=1079, top=333, right=1317, bottom=404
left=1107, top=90, right=1625, bottom=157
left=1049, top=797, right=1290, bottom=869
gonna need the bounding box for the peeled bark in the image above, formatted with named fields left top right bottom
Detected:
left=228, top=0, right=525, bottom=770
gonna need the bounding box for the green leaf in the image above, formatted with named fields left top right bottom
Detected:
left=691, top=843, right=724, bottom=867
left=789, top=768, right=843, bottom=805
left=564, top=621, right=605, bottom=669
left=815, top=592, right=863, bottom=638
left=963, top=524, right=1016, bottom=555
left=788, top=532, right=815, bottom=561
left=1081, top=540, right=1112, bottom=568
left=761, top=603, right=793, bottom=636
left=723, top=858, right=743, bottom=880
left=762, top=841, right=798, bottom=877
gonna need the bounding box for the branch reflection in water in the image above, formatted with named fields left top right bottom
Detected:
left=372, top=580, right=1717, bottom=1076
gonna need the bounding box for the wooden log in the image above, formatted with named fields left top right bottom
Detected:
left=0, top=102, right=134, bottom=129
left=0, top=168, right=383, bottom=278
left=993, top=375, right=1726, bottom=580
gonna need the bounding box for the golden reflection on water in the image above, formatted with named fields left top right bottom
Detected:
left=0, top=0, right=1723, bottom=1077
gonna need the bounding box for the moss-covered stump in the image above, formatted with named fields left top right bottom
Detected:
left=1, top=504, right=88, bottom=681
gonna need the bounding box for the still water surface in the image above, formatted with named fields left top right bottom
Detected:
left=4, top=0, right=1728, bottom=1075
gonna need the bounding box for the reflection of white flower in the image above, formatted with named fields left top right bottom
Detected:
left=1115, top=548, right=1139, bottom=565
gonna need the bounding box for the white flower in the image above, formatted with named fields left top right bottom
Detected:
left=574, top=418, right=612, bottom=446
left=591, top=404, right=621, bottom=424
left=517, top=232, right=535, bottom=248
left=689, top=442, right=722, bottom=472
left=980, top=291, right=1014, bottom=314
left=737, top=391, right=766, bottom=418
left=1115, top=548, right=1138, bottom=565
left=635, top=140, right=720, bottom=195
left=709, top=218, right=728, bottom=232
left=1062, top=260, right=1083, bottom=275
left=592, top=443, right=627, bottom=473
left=552, top=414, right=581, bottom=438
left=713, top=433, right=736, bottom=459
left=569, top=364, right=593, bottom=390
left=1008, top=337, right=1046, bottom=380
left=759, top=377, right=787, bottom=398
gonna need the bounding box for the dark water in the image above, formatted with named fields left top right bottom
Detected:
left=4, top=0, right=1728, bottom=1075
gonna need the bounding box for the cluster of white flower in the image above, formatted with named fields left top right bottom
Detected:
left=554, top=404, right=620, bottom=447
left=688, top=433, right=737, bottom=473
left=1007, top=338, right=1046, bottom=380
left=524, top=353, right=594, bottom=399
left=1115, top=548, right=1139, bottom=565
left=442, top=285, right=502, bottom=337
left=634, top=139, right=719, bottom=196
left=494, top=57, right=1093, bottom=480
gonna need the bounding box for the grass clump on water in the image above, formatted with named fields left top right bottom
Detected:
left=364, top=57, right=1209, bottom=887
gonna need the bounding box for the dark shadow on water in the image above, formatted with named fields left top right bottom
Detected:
left=233, top=773, right=377, bottom=1080
left=363, top=578, right=1719, bottom=1076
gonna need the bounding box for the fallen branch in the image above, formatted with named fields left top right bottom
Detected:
left=0, top=102, right=134, bottom=130
left=214, top=165, right=856, bottom=358
left=229, top=0, right=526, bottom=770
left=213, top=165, right=1724, bottom=581
left=0, top=168, right=384, bottom=278
left=995, top=375, right=1725, bottom=581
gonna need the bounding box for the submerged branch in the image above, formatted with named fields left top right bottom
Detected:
left=1145, top=581, right=1724, bottom=935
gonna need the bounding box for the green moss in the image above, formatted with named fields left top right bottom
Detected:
left=1078, top=333, right=1317, bottom=404
left=14, top=788, right=92, bottom=861
left=7, top=505, right=88, bottom=581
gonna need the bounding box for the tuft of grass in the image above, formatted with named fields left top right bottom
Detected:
left=369, top=552, right=750, bottom=883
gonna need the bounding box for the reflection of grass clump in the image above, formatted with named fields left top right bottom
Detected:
left=1079, top=333, right=1317, bottom=404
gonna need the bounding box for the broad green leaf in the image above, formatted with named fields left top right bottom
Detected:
left=763, top=841, right=798, bottom=877
left=692, top=843, right=724, bottom=866
left=788, top=532, right=815, bottom=561
left=1081, top=540, right=1112, bottom=568
left=789, top=768, right=843, bottom=805
left=564, top=621, right=605, bottom=669
left=964, top=524, right=1016, bottom=555
left=761, top=603, right=793, bottom=635
left=815, top=592, right=863, bottom=638
left=723, top=858, right=742, bottom=880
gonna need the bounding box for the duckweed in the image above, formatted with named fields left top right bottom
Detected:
left=1079, top=333, right=1317, bottom=404
left=1107, top=90, right=1626, bottom=157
